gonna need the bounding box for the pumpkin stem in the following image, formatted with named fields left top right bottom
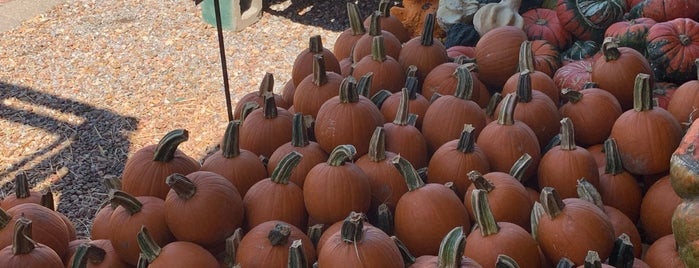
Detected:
left=270, top=151, right=303, bottom=185
left=392, top=236, right=417, bottom=266
left=12, top=217, right=36, bottom=255
left=420, top=13, right=436, bottom=47
left=679, top=34, right=691, bottom=46
left=40, top=189, right=54, bottom=211
left=472, top=189, right=501, bottom=237
left=368, top=11, right=383, bottom=37
left=339, top=76, right=360, bottom=104
left=367, top=127, right=387, bottom=162
left=109, top=190, right=143, bottom=215
left=152, top=129, right=189, bottom=162
left=456, top=124, right=476, bottom=153
left=137, top=225, right=162, bottom=263
left=485, top=92, right=502, bottom=119
left=0, top=208, right=11, bottom=230
left=557, top=257, right=575, bottom=268
left=13, top=172, right=31, bottom=199
left=165, top=173, right=197, bottom=200
left=357, top=72, right=373, bottom=97
left=288, top=239, right=308, bottom=268
left=307, top=224, right=324, bottom=249
left=371, top=35, right=387, bottom=62
left=608, top=233, right=635, bottom=268
left=392, top=154, right=425, bottom=192
left=239, top=101, right=260, bottom=123
left=290, top=113, right=310, bottom=147
left=258, top=72, right=274, bottom=96
left=327, top=144, right=357, bottom=166
left=453, top=65, right=474, bottom=100
left=262, top=92, right=278, bottom=119
left=405, top=73, right=419, bottom=99
left=508, top=153, right=533, bottom=182
left=530, top=201, right=544, bottom=241
left=437, top=227, right=467, bottom=268
left=223, top=228, right=244, bottom=267
left=376, top=203, right=394, bottom=236
left=559, top=117, right=577, bottom=151
left=371, top=89, right=392, bottom=108
left=406, top=114, right=419, bottom=127
left=341, top=212, right=365, bottom=243
left=406, top=65, right=418, bottom=80
left=584, top=250, right=603, bottom=268
left=268, top=223, right=292, bottom=246
left=309, top=35, right=324, bottom=54
left=583, top=82, right=598, bottom=90
left=468, top=170, right=495, bottom=192
left=137, top=254, right=149, bottom=268
left=517, top=41, right=535, bottom=73
left=601, top=37, right=621, bottom=61
left=377, top=0, right=391, bottom=17
left=540, top=187, right=565, bottom=219
left=393, top=88, right=411, bottom=126
left=312, top=54, right=329, bottom=87
left=346, top=2, right=366, bottom=36
left=603, top=138, right=625, bottom=175
left=221, top=120, right=242, bottom=158
left=515, top=70, right=533, bottom=103
left=632, top=73, right=653, bottom=112
left=561, top=88, right=583, bottom=104
left=496, top=254, right=521, bottom=268
left=71, top=243, right=107, bottom=268
left=576, top=178, right=605, bottom=210
left=497, top=93, right=518, bottom=126
left=103, top=175, right=123, bottom=191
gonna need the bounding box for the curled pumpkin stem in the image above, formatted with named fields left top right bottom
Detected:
left=153, top=129, right=189, bottom=162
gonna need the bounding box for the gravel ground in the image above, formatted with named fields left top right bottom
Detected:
left=0, top=0, right=382, bottom=238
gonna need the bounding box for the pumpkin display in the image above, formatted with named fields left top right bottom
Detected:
left=317, top=212, right=402, bottom=268
left=555, top=0, right=626, bottom=42
left=428, top=125, right=490, bottom=198
left=609, top=73, right=683, bottom=176
left=0, top=217, right=63, bottom=268
left=365, top=0, right=411, bottom=43
left=522, top=8, right=572, bottom=50
left=352, top=35, right=406, bottom=97
left=535, top=187, right=616, bottom=266
left=558, top=84, right=622, bottom=146
left=353, top=11, right=402, bottom=65
left=334, top=2, right=366, bottom=61
left=597, top=138, right=642, bottom=223
left=236, top=221, right=316, bottom=267
left=398, top=13, right=449, bottom=88
left=163, top=171, right=243, bottom=249
left=314, top=77, right=385, bottom=156
left=604, top=17, right=657, bottom=55
left=292, top=54, right=344, bottom=121
left=200, top=120, right=268, bottom=197
left=409, top=226, right=483, bottom=267
left=472, top=0, right=524, bottom=37
left=628, top=0, right=699, bottom=23
left=239, top=92, right=294, bottom=159
left=553, top=59, right=593, bottom=92
left=392, top=155, right=471, bottom=257
left=646, top=18, right=699, bottom=84
left=120, top=129, right=201, bottom=199
left=639, top=175, right=682, bottom=243
left=502, top=41, right=560, bottom=105
left=136, top=226, right=219, bottom=267
left=382, top=87, right=429, bottom=169
left=464, top=189, right=541, bottom=268
left=474, top=26, right=528, bottom=92
left=0, top=172, right=42, bottom=210
left=667, top=59, right=699, bottom=127
left=232, top=72, right=289, bottom=120
left=291, top=35, right=341, bottom=88
left=592, top=37, right=654, bottom=110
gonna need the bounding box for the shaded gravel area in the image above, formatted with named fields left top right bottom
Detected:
left=0, top=0, right=382, bottom=237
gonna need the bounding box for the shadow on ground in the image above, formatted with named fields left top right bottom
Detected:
left=262, top=0, right=387, bottom=31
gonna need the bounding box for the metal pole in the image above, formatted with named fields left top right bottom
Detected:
left=213, top=0, right=234, bottom=122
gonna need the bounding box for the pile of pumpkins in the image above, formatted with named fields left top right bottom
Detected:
left=2, top=0, right=699, bottom=266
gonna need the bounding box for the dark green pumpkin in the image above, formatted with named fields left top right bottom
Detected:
left=561, top=40, right=600, bottom=62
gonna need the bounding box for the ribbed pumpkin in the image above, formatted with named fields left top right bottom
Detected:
left=121, top=129, right=200, bottom=199
left=0, top=217, right=63, bottom=268
left=392, top=155, right=471, bottom=257
left=293, top=54, right=344, bottom=121
left=558, top=84, right=622, bottom=147
left=382, top=87, right=429, bottom=169
left=137, top=226, right=219, bottom=268
left=200, top=120, right=268, bottom=197
left=398, top=13, right=449, bottom=88
left=352, top=35, right=406, bottom=97
left=333, top=2, right=366, bottom=61
left=646, top=18, right=699, bottom=84
left=352, top=11, right=402, bottom=64
left=523, top=8, right=572, bottom=50
left=667, top=59, right=699, bottom=126
left=531, top=40, right=563, bottom=79
left=236, top=221, right=316, bottom=267
left=609, top=73, right=682, bottom=176
left=628, top=0, right=699, bottom=23
left=555, top=0, right=626, bottom=42
left=291, top=35, right=341, bottom=88
left=474, top=26, right=528, bottom=92
left=604, top=17, right=657, bottom=55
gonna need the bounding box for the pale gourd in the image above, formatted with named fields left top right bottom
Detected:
left=472, top=0, right=523, bottom=36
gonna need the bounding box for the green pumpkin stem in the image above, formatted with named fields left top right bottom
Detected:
left=339, top=77, right=360, bottom=103
left=456, top=124, right=476, bottom=153
left=543, top=134, right=562, bottom=154
left=13, top=172, right=30, bottom=199
left=307, top=224, right=324, bottom=249
left=258, top=72, right=274, bottom=96
left=221, top=120, right=242, bottom=158
left=561, top=88, right=583, bottom=104
left=485, top=92, right=503, bottom=119
left=584, top=250, right=603, bottom=268
left=291, top=113, right=310, bottom=147
left=406, top=65, right=418, bottom=80
left=153, top=129, right=189, bottom=162
left=377, top=0, right=391, bottom=17
left=517, top=40, right=535, bottom=72
left=541, top=187, right=565, bottom=219
left=497, top=93, right=518, bottom=126
left=223, top=228, right=243, bottom=267
left=601, top=37, right=621, bottom=61
left=137, top=226, right=162, bottom=263
left=557, top=257, right=575, bottom=268
left=309, top=35, right=324, bottom=54
left=312, top=54, right=329, bottom=87
left=496, top=255, right=521, bottom=268
left=71, top=243, right=107, bottom=268
left=405, top=75, right=419, bottom=100
left=583, top=82, right=598, bottom=89
left=239, top=101, right=260, bottom=123
left=368, top=11, right=383, bottom=37
left=12, top=217, right=35, bottom=255
left=406, top=114, right=419, bottom=127
left=632, top=73, right=653, bottom=112
left=371, top=89, right=391, bottom=108
left=367, top=127, right=387, bottom=162
left=165, top=173, right=197, bottom=200
left=468, top=170, right=495, bottom=192
left=0, top=208, right=11, bottom=230
left=509, top=153, right=533, bottom=182
left=420, top=13, right=436, bottom=46
left=109, top=190, right=143, bottom=215
left=347, top=2, right=366, bottom=36
left=530, top=201, right=544, bottom=241
left=327, top=144, right=357, bottom=166
left=515, top=70, right=533, bottom=103
left=357, top=72, right=373, bottom=97
left=376, top=203, right=395, bottom=235
left=268, top=223, right=292, bottom=246
left=341, top=212, right=365, bottom=243
left=603, top=138, right=625, bottom=175
left=263, top=92, right=278, bottom=119
left=270, top=151, right=303, bottom=185
left=453, top=65, right=474, bottom=100
left=137, top=254, right=149, bottom=268
left=608, top=233, right=635, bottom=268
left=392, top=154, right=425, bottom=192
left=288, top=239, right=308, bottom=268
left=392, top=236, right=416, bottom=266
left=103, top=175, right=123, bottom=191
left=576, top=178, right=605, bottom=210
left=393, top=88, right=411, bottom=125
left=472, top=189, right=500, bottom=237
left=559, top=117, right=576, bottom=151
left=437, top=227, right=467, bottom=268
left=371, top=35, right=387, bottom=62
left=40, top=189, right=54, bottom=211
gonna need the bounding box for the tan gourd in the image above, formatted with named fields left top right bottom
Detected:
left=472, top=0, right=523, bottom=36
